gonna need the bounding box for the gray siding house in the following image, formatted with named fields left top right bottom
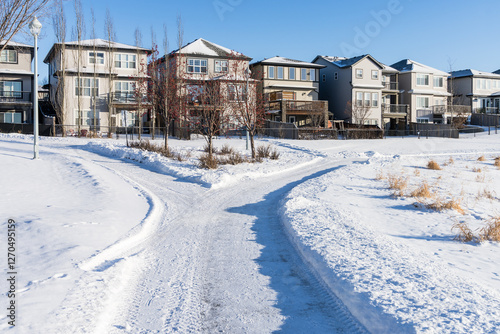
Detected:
left=449, top=69, right=500, bottom=114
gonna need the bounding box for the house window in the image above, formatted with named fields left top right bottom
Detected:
left=0, top=81, right=22, bottom=98
left=301, top=68, right=307, bottom=80
left=276, top=66, right=283, bottom=79
left=268, top=66, right=275, bottom=79
left=416, top=96, right=430, bottom=109
left=356, top=69, right=363, bottom=79
left=289, top=67, right=295, bottom=80
left=228, top=84, right=247, bottom=101
left=74, top=110, right=99, bottom=126
left=89, top=52, right=104, bottom=64
left=364, top=92, right=371, bottom=107
left=416, top=74, right=429, bottom=86
left=215, top=60, right=228, bottom=73
left=187, top=58, right=207, bottom=74
left=75, top=78, right=99, bottom=97
left=433, top=76, right=443, bottom=87
left=0, top=111, right=22, bottom=123
left=371, top=70, right=379, bottom=80
left=309, top=69, right=316, bottom=81
left=372, top=92, right=379, bottom=107
left=334, top=72, right=338, bottom=80
left=0, top=49, right=17, bottom=63
left=115, top=54, right=136, bottom=68
left=356, top=92, right=363, bottom=107
left=417, top=118, right=429, bottom=123
left=114, top=81, right=134, bottom=101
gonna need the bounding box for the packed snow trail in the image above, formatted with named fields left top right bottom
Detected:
left=42, top=145, right=367, bottom=333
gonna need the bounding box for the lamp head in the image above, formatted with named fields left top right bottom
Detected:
left=29, top=16, right=42, bottom=37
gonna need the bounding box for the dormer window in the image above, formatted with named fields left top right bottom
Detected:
left=187, top=58, right=207, bottom=73
left=0, top=49, right=17, bottom=63
left=215, top=60, right=228, bottom=73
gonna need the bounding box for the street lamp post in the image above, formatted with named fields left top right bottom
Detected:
left=29, top=16, right=42, bottom=159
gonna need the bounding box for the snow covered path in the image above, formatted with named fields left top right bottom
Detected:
left=37, top=143, right=366, bottom=333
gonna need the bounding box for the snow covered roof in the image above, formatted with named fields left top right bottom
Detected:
left=172, top=38, right=251, bottom=60
left=313, top=55, right=384, bottom=69
left=252, top=56, right=324, bottom=68
left=391, top=59, right=449, bottom=76
left=0, top=69, right=34, bottom=76
left=381, top=64, right=399, bottom=74
left=44, top=38, right=150, bottom=63
left=407, top=89, right=451, bottom=96
left=0, top=40, right=33, bottom=48
left=450, top=69, right=500, bottom=79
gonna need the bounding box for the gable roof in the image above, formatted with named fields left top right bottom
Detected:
left=251, top=56, right=324, bottom=68
left=450, top=69, right=500, bottom=79
left=171, top=38, right=251, bottom=60
left=312, top=54, right=384, bottom=69
left=391, top=59, right=448, bottom=76
left=0, top=40, right=34, bottom=49
left=43, top=38, right=150, bottom=63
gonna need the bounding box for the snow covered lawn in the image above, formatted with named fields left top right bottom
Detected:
left=1, top=132, right=500, bottom=333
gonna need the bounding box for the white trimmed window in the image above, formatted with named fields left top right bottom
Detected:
left=301, top=68, right=307, bottom=80
left=89, top=52, right=104, bottom=64
left=371, top=70, right=379, bottom=80
left=0, top=111, right=22, bottom=123
left=433, top=76, right=443, bottom=87
left=277, top=66, right=284, bottom=79
left=115, top=81, right=134, bottom=100
left=356, top=69, right=363, bottom=79
left=356, top=92, right=363, bottom=107
left=364, top=92, right=371, bottom=107
left=289, top=67, right=295, bottom=80
left=115, top=54, right=136, bottom=69
left=417, top=74, right=429, bottom=86
left=417, top=118, right=429, bottom=123
left=372, top=92, right=379, bottom=107
left=268, top=66, right=275, bottom=79
left=187, top=58, right=207, bottom=74
left=215, top=60, right=228, bottom=73
left=74, top=110, right=100, bottom=126
left=75, top=78, right=99, bottom=97
left=0, top=81, right=22, bottom=98
left=416, top=96, right=430, bottom=109
left=0, top=49, right=17, bottom=63
left=228, top=84, right=247, bottom=101
left=309, top=69, right=316, bottom=81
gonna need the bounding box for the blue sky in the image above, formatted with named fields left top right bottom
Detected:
left=21, top=0, right=500, bottom=82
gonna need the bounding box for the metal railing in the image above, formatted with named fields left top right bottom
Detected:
left=111, top=92, right=148, bottom=104
left=473, top=107, right=499, bottom=114
left=0, top=91, right=32, bottom=102
left=267, top=100, right=328, bottom=113
left=382, top=81, right=398, bottom=91
left=382, top=104, right=408, bottom=114
left=431, top=105, right=472, bottom=114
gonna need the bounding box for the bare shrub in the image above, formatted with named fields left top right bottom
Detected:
left=452, top=222, right=476, bottom=242
left=476, top=189, right=496, bottom=200
left=413, top=169, right=420, bottom=176
left=218, top=151, right=246, bottom=165
left=479, top=217, right=500, bottom=242
left=477, top=155, right=486, bottom=162
left=447, top=157, right=454, bottom=165
left=494, top=159, right=500, bottom=169
left=270, top=148, right=280, bottom=160
left=472, top=167, right=482, bottom=173
left=387, top=173, right=408, bottom=197
left=256, top=144, right=272, bottom=159
left=219, top=144, right=234, bottom=155
left=426, top=196, right=465, bottom=214
left=203, top=143, right=218, bottom=154
left=476, top=172, right=486, bottom=183
left=375, top=170, right=385, bottom=180
left=198, top=153, right=218, bottom=169
left=409, top=181, right=434, bottom=198
left=427, top=160, right=441, bottom=170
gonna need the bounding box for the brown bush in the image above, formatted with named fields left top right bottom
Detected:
left=426, top=196, right=465, bottom=214
left=494, top=159, right=500, bottom=169
left=472, top=167, right=482, bottom=173
left=387, top=174, right=408, bottom=197
left=409, top=181, right=434, bottom=198
left=452, top=222, right=476, bottom=242
left=219, top=144, right=234, bottom=155
left=270, top=148, right=280, bottom=160
left=218, top=152, right=246, bottom=165
left=198, top=153, right=218, bottom=169
left=477, top=155, right=486, bottom=162
left=427, top=160, right=441, bottom=170
left=256, top=144, right=272, bottom=159
left=479, top=217, right=500, bottom=242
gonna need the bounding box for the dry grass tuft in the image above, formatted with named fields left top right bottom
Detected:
left=477, top=188, right=496, bottom=200
left=256, top=144, right=272, bottom=159
left=479, top=217, right=500, bottom=242
left=375, top=170, right=385, bottom=180
left=409, top=181, right=434, bottom=198
left=476, top=172, right=486, bottom=183
left=198, top=153, right=218, bottom=169
left=270, top=149, right=280, bottom=160
left=387, top=173, right=408, bottom=197
left=494, top=159, right=500, bottom=169
left=477, top=155, right=486, bottom=162
left=426, top=196, right=465, bottom=214
left=219, top=144, right=234, bottom=155
left=447, top=157, right=454, bottom=165
left=452, top=222, right=476, bottom=242
left=472, top=167, right=482, bottom=173
left=218, top=151, right=247, bottom=165
left=427, top=160, right=441, bottom=170
left=414, top=169, right=421, bottom=176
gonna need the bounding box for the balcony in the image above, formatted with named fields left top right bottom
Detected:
left=382, top=104, right=408, bottom=119
left=472, top=107, right=499, bottom=114
left=382, top=81, right=398, bottom=91
left=0, top=91, right=32, bottom=103
left=267, top=100, right=328, bottom=115
left=111, top=92, right=149, bottom=105
left=431, top=105, right=471, bottom=115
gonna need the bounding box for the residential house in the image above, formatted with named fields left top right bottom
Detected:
left=391, top=59, right=451, bottom=124
left=0, top=41, right=34, bottom=124
left=250, top=56, right=328, bottom=127
left=381, top=64, right=409, bottom=131
left=157, top=38, right=255, bottom=136
left=44, top=38, right=150, bottom=134
left=449, top=69, right=500, bottom=114
left=313, top=54, right=384, bottom=127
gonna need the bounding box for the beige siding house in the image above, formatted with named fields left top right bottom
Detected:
left=313, top=54, right=384, bottom=126
left=0, top=41, right=34, bottom=124
left=250, top=56, right=328, bottom=127
left=449, top=69, right=500, bottom=114
left=44, top=38, right=150, bottom=134
left=391, top=59, right=451, bottom=124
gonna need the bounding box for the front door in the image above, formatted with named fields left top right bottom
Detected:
left=288, top=116, right=296, bottom=124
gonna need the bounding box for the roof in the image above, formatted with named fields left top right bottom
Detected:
left=391, top=59, right=449, bottom=76
left=381, top=63, right=399, bottom=74
left=312, top=54, right=384, bottom=69
left=171, top=38, right=251, bottom=60
left=252, top=56, right=324, bottom=68
left=494, top=69, right=500, bottom=75
left=450, top=69, right=500, bottom=79
left=407, top=89, right=451, bottom=96
left=0, top=69, right=34, bottom=76
left=0, top=40, right=33, bottom=48
left=44, top=38, right=150, bottom=63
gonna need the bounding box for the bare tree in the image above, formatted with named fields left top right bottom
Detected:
left=0, top=0, right=51, bottom=53
left=90, top=8, right=98, bottom=134
left=104, top=8, right=115, bottom=137
left=72, top=0, right=85, bottom=136
left=134, top=27, right=144, bottom=140
left=345, top=100, right=371, bottom=127
left=51, top=0, right=67, bottom=135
